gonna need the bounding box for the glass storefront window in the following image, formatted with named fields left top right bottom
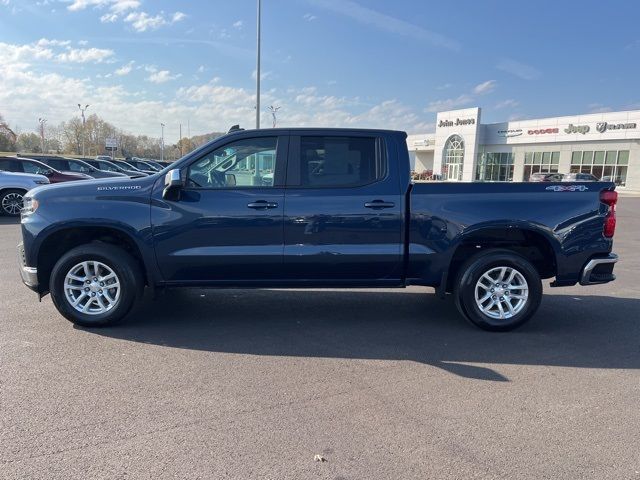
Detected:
left=524, top=151, right=560, bottom=180
left=475, top=152, right=514, bottom=182
left=570, top=150, right=629, bottom=186
left=571, top=152, right=581, bottom=164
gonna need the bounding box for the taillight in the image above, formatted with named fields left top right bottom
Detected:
left=600, top=190, right=617, bottom=238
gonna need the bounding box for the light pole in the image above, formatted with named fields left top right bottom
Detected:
left=77, top=104, right=89, bottom=156
left=268, top=105, right=280, bottom=128
left=160, top=123, right=165, bottom=162
left=38, top=117, right=47, bottom=153
left=256, top=0, right=261, bottom=129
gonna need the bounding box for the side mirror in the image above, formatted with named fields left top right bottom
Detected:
left=163, top=168, right=183, bottom=200
left=225, top=173, right=236, bottom=187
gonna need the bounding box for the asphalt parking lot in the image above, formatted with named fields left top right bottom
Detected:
left=1, top=198, right=639, bottom=480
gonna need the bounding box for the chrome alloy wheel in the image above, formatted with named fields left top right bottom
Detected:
left=474, top=266, right=529, bottom=320
left=1, top=192, right=23, bottom=215
left=64, top=261, right=121, bottom=315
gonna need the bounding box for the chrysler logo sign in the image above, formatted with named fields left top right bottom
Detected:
left=596, top=121, right=637, bottom=133
left=497, top=129, right=523, bottom=137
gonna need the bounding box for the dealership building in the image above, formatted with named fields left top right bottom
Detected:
left=407, top=107, right=640, bottom=190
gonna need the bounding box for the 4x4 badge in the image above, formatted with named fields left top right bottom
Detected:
left=545, top=185, right=589, bottom=192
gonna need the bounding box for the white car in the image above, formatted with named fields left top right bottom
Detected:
left=0, top=171, right=49, bottom=216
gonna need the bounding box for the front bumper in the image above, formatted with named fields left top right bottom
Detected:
left=17, top=243, right=38, bottom=291
left=579, top=253, right=618, bottom=285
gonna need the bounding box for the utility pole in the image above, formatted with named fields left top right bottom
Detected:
left=160, top=123, right=165, bottom=162
left=268, top=105, right=280, bottom=128
left=77, top=104, right=89, bottom=156
left=37, top=117, right=47, bottom=153
left=256, top=0, right=261, bottom=129
left=179, top=123, right=183, bottom=156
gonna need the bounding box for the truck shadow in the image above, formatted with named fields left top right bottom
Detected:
left=86, top=289, right=640, bottom=382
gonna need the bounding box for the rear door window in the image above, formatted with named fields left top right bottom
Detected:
left=44, top=159, right=67, bottom=171
left=0, top=159, right=13, bottom=171
left=288, top=136, right=385, bottom=187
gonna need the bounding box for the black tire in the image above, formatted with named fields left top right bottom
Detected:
left=454, top=249, right=542, bottom=332
left=50, top=243, right=143, bottom=327
left=0, top=189, right=26, bottom=216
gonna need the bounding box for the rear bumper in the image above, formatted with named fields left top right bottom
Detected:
left=17, top=243, right=38, bottom=291
left=579, top=253, right=618, bottom=285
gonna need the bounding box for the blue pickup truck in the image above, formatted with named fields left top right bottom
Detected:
left=18, top=128, right=618, bottom=331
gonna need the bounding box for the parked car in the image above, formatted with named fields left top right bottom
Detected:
left=21, top=155, right=128, bottom=179
left=17, top=127, right=618, bottom=331
left=562, top=173, right=598, bottom=182
left=528, top=172, right=564, bottom=182
left=110, top=158, right=152, bottom=175
left=83, top=158, right=148, bottom=178
left=0, top=156, right=91, bottom=183
left=140, top=159, right=166, bottom=171
left=125, top=157, right=158, bottom=174
left=0, top=170, right=49, bottom=216
left=96, top=155, right=113, bottom=161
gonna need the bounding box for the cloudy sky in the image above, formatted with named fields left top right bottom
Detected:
left=1, top=0, right=639, bottom=142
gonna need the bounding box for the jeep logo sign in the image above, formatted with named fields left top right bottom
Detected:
left=564, top=124, right=590, bottom=134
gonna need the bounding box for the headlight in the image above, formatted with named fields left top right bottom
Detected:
left=34, top=180, right=49, bottom=185
left=21, top=197, right=39, bottom=216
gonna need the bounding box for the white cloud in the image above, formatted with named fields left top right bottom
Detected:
left=310, top=0, right=460, bottom=50
left=114, top=60, right=135, bottom=76
left=197, top=65, right=205, bottom=73
left=426, top=94, right=474, bottom=112
left=67, top=0, right=184, bottom=32
left=495, top=99, right=519, bottom=109
left=124, top=10, right=186, bottom=32
left=146, top=70, right=181, bottom=83
left=0, top=39, right=113, bottom=65
left=172, top=11, right=186, bottom=23
left=100, top=12, right=118, bottom=22
left=427, top=80, right=497, bottom=113
left=0, top=39, right=435, bottom=141
left=78, top=40, right=89, bottom=46
left=251, top=69, right=272, bottom=81
left=67, top=0, right=139, bottom=12
left=36, top=38, right=71, bottom=47
left=587, top=103, right=613, bottom=113
left=232, top=20, right=243, bottom=29
left=497, top=58, right=541, bottom=80
left=303, top=13, right=317, bottom=21
left=473, top=79, right=496, bottom=95
left=56, top=47, right=114, bottom=63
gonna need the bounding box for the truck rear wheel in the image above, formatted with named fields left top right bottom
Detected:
left=454, top=249, right=542, bottom=331
left=50, top=243, right=142, bottom=327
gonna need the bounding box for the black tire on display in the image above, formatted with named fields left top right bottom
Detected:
left=454, top=249, right=542, bottom=332
left=50, top=243, right=143, bottom=327
left=0, top=189, right=26, bottom=216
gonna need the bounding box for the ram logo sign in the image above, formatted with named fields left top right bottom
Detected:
left=545, top=185, right=589, bottom=192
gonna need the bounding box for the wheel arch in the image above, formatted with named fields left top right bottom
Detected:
left=36, top=224, right=151, bottom=294
left=446, top=223, right=559, bottom=293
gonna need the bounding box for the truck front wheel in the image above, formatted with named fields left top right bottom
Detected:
left=454, top=249, right=542, bottom=331
left=50, top=243, right=142, bottom=327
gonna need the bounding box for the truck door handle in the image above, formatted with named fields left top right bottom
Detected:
left=364, top=200, right=395, bottom=209
left=247, top=200, right=279, bottom=209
